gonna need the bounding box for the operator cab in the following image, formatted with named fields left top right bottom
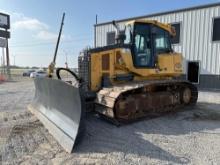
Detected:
left=123, top=20, right=175, bottom=68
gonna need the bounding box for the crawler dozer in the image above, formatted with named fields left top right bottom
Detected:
left=28, top=16, right=198, bottom=153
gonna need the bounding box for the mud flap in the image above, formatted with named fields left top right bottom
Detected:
left=28, top=78, right=83, bottom=153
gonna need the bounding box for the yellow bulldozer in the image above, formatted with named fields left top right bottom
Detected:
left=28, top=14, right=198, bottom=153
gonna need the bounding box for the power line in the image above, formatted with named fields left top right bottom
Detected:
left=9, top=34, right=93, bottom=46
left=10, top=37, right=93, bottom=48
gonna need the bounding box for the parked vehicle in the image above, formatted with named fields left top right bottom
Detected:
left=22, top=70, right=35, bottom=77
left=30, top=70, right=47, bottom=78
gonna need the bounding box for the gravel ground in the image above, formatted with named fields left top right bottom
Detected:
left=0, top=79, right=220, bottom=165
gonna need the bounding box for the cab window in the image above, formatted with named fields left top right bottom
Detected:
left=154, top=27, right=172, bottom=54
left=133, top=23, right=152, bottom=67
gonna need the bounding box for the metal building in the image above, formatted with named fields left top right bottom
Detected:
left=94, top=2, right=220, bottom=89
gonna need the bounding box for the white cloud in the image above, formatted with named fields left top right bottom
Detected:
left=35, top=30, right=58, bottom=40
left=12, top=13, right=49, bottom=31
left=10, top=13, right=70, bottom=41
left=34, top=31, right=72, bottom=42
left=0, top=11, right=47, bottom=31
left=12, top=17, right=48, bottom=31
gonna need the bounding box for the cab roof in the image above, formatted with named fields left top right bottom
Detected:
left=126, top=20, right=176, bottom=36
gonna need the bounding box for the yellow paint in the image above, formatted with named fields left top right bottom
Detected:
left=90, top=52, right=102, bottom=90
left=90, top=48, right=183, bottom=91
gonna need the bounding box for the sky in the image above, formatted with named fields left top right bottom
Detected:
left=0, top=0, right=220, bottom=68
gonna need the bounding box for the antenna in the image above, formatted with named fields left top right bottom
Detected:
left=53, top=13, right=65, bottom=64
left=48, top=13, right=65, bottom=77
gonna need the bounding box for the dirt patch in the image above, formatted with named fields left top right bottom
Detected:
left=2, top=120, right=62, bottom=165
left=1, top=79, right=220, bottom=164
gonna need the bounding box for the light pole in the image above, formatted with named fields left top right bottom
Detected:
left=63, top=50, right=68, bottom=78
left=2, top=48, right=6, bottom=74
left=12, top=55, right=15, bottom=66
left=63, top=50, right=68, bottom=68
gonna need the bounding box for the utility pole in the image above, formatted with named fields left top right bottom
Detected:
left=94, top=14, right=98, bottom=48
left=64, top=50, right=68, bottom=68
left=65, top=53, right=68, bottom=68
left=96, top=14, right=98, bottom=24
left=12, top=54, right=15, bottom=66
left=6, top=38, right=11, bottom=79
left=2, top=48, right=6, bottom=74
left=63, top=50, right=68, bottom=78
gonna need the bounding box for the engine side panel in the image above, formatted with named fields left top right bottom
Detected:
left=78, top=45, right=184, bottom=93
left=88, top=48, right=183, bottom=91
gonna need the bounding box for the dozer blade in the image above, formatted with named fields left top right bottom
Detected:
left=28, top=78, right=83, bottom=153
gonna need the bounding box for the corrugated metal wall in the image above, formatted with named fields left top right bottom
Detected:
left=95, top=6, right=220, bottom=75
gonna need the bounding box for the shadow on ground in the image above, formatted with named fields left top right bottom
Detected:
left=2, top=102, right=220, bottom=164
left=68, top=102, right=220, bottom=164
